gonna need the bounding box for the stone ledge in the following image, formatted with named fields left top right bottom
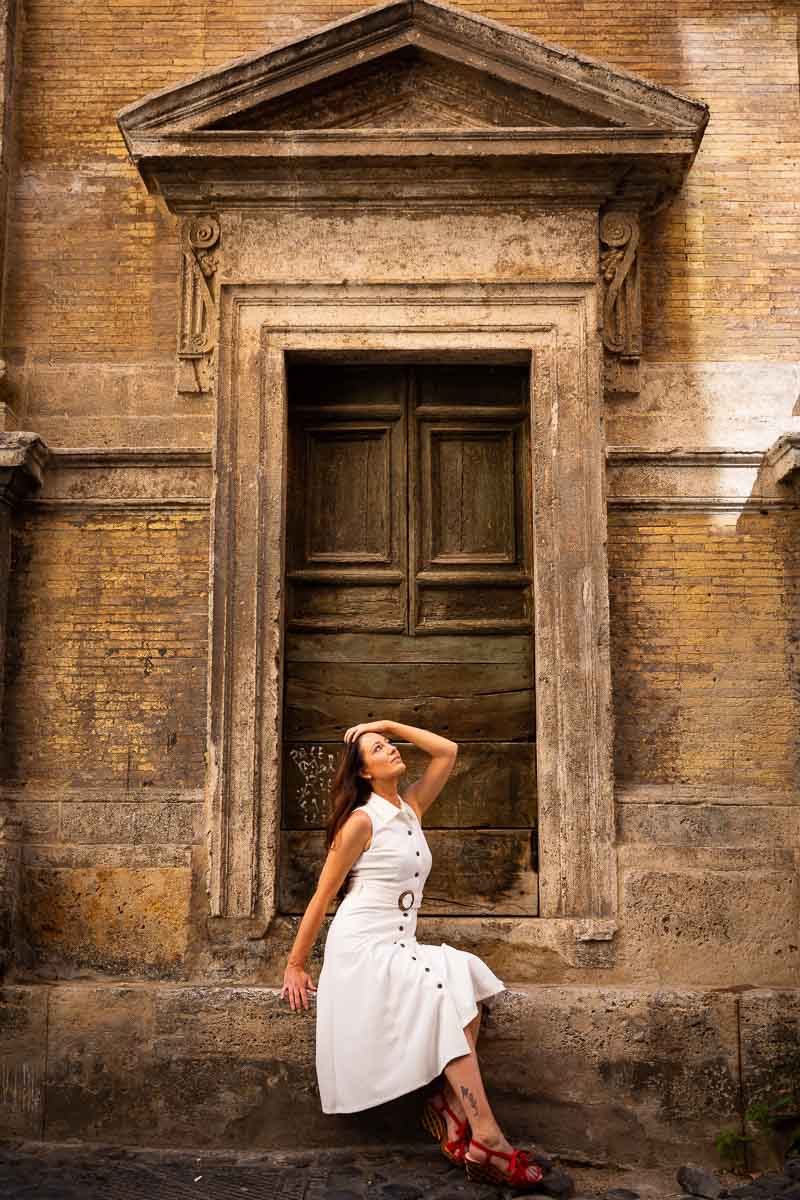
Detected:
left=2, top=982, right=784, bottom=1167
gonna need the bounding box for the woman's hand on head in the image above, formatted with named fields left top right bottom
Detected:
left=343, top=720, right=388, bottom=744
left=280, top=962, right=317, bottom=1011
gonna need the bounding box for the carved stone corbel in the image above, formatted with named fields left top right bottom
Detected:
left=765, top=433, right=800, bottom=488
left=0, top=432, right=48, bottom=508
left=600, top=211, right=641, bottom=398
left=176, top=214, right=221, bottom=399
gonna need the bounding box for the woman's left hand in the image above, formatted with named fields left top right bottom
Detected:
left=343, top=720, right=389, bottom=744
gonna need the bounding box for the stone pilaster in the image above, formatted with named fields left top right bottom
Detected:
left=0, top=433, right=47, bottom=976
left=0, top=0, right=23, bottom=429
left=0, top=431, right=48, bottom=729
left=0, top=812, right=21, bottom=976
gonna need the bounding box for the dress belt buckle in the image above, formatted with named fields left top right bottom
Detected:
left=398, top=889, right=414, bottom=910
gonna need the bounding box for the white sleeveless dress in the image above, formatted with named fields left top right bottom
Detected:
left=314, top=789, right=506, bottom=1114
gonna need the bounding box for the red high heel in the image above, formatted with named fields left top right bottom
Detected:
left=463, top=1135, right=544, bottom=1190
left=420, top=1091, right=470, bottom=1164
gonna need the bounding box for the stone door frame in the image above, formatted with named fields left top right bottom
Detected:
left=207, top=280, right=617, bottom=948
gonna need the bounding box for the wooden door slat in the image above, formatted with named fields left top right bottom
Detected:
left=285, top=632, right=530, bottom=663
left=282, top=741, right=536, bottom=829
left=279, top=829, right=538, bottom=916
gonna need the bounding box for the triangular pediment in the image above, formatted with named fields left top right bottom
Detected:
left=204, top=47, right=610, bottom=133
left=118, top=0, right=708, bottom=138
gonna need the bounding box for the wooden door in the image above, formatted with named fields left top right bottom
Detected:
left=279, top=363, right=537, bottom=916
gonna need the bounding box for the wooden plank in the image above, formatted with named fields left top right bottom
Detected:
left=283, top=661, right=532, bottom=741
left=285, top=632, right=531, bottom=664
left=288, top=362, right=408, bottom=408
left=282, top=741, right=536, bottom=829
left=417, top=364, right=528, bottom=408
left=279, top=829, right=538, bottom=916
left=417, top=584, right=530, bottom=628
left=423, top=426, right=518, bottom=565
left=287, top=580, right=406, bottom=629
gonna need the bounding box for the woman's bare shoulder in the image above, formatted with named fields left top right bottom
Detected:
left=345, top=806, right=373, bottom=851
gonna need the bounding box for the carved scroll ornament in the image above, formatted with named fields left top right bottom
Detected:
left=176, top=215, right=221, bottom=398
left=600, top=212, right=641, bottom=397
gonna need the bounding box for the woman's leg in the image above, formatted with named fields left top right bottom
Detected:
left=441, top=1003, right=482, bottom=1116
left=441, top=1011, right=541, bottom=1181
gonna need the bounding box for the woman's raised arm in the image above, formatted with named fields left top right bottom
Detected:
left=343, top=720, right=457, bottom=820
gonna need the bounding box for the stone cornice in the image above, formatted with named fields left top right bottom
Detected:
left=606, top=447, right=765, bottom=468
left=50, top=447, right=212, bottom=469
left=0, top=432, right=49, bottom=508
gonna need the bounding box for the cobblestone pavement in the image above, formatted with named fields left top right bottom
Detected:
left=0, top=1140, right=737, bottom=1200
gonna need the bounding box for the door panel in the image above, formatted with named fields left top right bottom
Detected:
left=287, top=366, right=407, bottom=633
left=280, top=362, right=537, bottom=917
left=427, top=429, right=517, bottom=562
left=412, top=366, right=531, bottom=634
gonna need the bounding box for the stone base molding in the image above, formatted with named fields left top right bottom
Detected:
left=2, top=982, right=796, bottom=1168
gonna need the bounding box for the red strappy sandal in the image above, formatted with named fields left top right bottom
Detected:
left=420, top=1091, right=470, bottom=1164
left=463, top=1136, right=544, bottom=1190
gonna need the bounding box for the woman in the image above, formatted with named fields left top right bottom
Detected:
left=280, top=719, right=546, bottom=1191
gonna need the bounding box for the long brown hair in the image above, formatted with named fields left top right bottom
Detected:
left=325, top=736, right=373, bottom=903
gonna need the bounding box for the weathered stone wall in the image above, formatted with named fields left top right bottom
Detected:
left=2, top=501, right=209, bottom=977
left=0, top=0, right=796, bottom=987
left=4, top=0, right=798, bottom=446
left=5, top=496, right=799, bottom=987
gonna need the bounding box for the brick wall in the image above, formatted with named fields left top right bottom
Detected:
left=1, top=508, right=208, bottom=976
left=4, top=508, right=209, bottom=785
left=609, top=509, right=800, bottom=791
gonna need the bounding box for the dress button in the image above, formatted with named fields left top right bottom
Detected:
left=408, top=830, right=412, bottom=836
left=398, top=925, right=403, bottom=930
left=416, top=851, right=420, bottom=857
left=437, top=983, right=443, bottom=988
left=414, top=872, right=419, bottom=877
left=400, top=943, right=405, bottom=948
left=412, top=956, right=416, bottom=960
left=424, top=967, right=430, bottom=972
